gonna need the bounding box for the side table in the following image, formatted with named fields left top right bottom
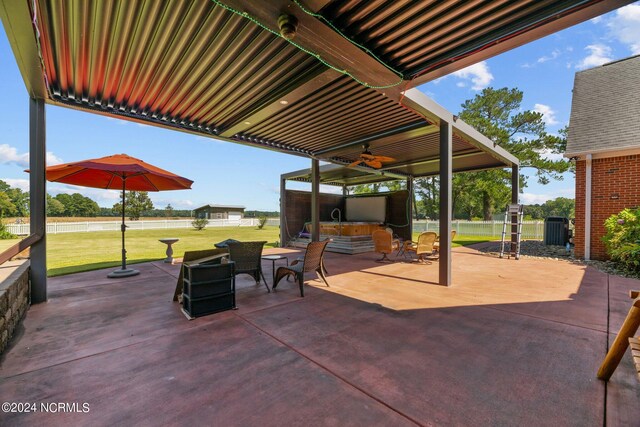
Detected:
left=261, top=255, right=289, bottom=285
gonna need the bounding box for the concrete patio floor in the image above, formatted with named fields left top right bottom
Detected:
left=1, top=245, right=638, bottom=426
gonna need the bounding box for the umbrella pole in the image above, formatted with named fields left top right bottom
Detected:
left=108, top=176, right=140, bottom=278
left=121, top=181, right=126, bottom=270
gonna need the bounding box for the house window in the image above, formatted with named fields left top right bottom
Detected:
left=215, top=213, right=223, bottom=219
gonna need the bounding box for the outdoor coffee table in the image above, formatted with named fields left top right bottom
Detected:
left=261, top=255, right=289, bottom=284
left=159, top=238, right=179, bottom=263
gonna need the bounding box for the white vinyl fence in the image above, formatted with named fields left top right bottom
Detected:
left=413, top=220, right=544, bottom=239
left=6, top=218, right=544, bottom=239
left=6, top=218, right=274, bottom=235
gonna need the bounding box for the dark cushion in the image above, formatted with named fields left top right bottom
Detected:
left=214, top=238, right=241, bottom=248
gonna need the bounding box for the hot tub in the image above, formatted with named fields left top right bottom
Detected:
left=313, top=221, right=384, bottom=237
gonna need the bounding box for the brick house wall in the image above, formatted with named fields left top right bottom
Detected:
left=574, top=154, right=640, bottom=260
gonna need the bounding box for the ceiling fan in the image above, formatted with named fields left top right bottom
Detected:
left=347, top=144, right=396, bottom=169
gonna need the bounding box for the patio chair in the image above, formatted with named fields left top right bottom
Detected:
left=433, top=230, right=457, bottom=252
left=372, top=229, right=400, bottom=263
left=273, top=239, right=330, bottom=297
left=227, top=241, right=270, bottom=292
left=403, top=231, right=438, bottom=263
left=173, top=248, right=229, bottom=302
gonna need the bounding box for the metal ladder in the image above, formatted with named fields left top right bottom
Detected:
left=499, top=204, right=524, bottom=260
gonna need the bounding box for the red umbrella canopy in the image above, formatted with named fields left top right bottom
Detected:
left=44, top=154, right=193, bottom=191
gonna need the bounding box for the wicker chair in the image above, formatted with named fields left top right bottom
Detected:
left=372, top=229, right=400, bottom=262
left=227, top=241, right=270, bottom=292
left=433, top=230, right=457, bottom=252
left=273, top=240, right=330, bottom=297
left=403, top=231, right=438, bottom=262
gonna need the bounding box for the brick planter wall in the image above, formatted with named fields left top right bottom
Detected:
left=0, top=261, right=30, bottom=354
left=574, top=154, right=640, bottom=260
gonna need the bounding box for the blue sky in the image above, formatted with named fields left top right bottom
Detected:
left=1, top=3, right=639, bottom=211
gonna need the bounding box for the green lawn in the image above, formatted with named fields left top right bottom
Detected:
left=0, top=238, right=21, bottom=253
left=0, top=227, right=496, bottom=277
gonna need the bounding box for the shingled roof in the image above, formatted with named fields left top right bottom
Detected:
left=566, top=55, right=640, bottom=157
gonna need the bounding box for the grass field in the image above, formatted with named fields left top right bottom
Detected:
left=3, top=216, right=194, bottom=223
left=0, top=227, right=497, bottom=277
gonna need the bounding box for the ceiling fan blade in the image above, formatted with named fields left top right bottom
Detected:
left=364, top=159, right=383, bottom=169
left=373, top=155, right=396, bottom=163
left=360, top=153, right=376, bottom=160
left=347, top=159, right=364, bottom=168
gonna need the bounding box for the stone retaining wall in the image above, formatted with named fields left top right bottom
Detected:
left=0, top=260, right=30, bottom=354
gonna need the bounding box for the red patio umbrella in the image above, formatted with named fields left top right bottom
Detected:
left=44, top=154, right=193, bottom=278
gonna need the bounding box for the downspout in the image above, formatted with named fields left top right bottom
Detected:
left=584, top=154, right=592, bottom=260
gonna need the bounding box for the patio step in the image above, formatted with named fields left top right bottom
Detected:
left=290, top=235, right=374, bottom=254
left=629, top=337, right=640, bottom=380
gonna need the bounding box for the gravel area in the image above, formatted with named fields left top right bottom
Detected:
left=476, top=240, right=640, bottom=280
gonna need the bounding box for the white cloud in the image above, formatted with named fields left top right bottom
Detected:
left=0, top=143, right=63, bottom=167
left=607, top=4, right=640, bottom=54
left=521, top=188, right=575, bottom=204
left=533, top=103, right=559, bottom=126
left=46, top=152, right=63, bottom=166
left=1, top=178, right=30, bottom=191
left=590, top=16, right=603, bottom=24
left=150, top=197, right=195, bottom=210
left=520, top=193, right=555, bottom=204
left=451, top=61, right=493, bottom=90
left=537, top=49, right=561, bottom=64
left=0, top=178, right=198, bottom=210
left=0, top=144, right=29, bottom=167
left=537, top=149, right=564, bottom=162
left=576, top=44, right=613, bottom=70
left=48, top=184, right=121, bottom=206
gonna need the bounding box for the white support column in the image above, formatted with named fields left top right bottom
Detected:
left=29, top=97, right=47, bottom=303
left=311, top=159, right=320, bottom=242
left=585, top=154, right=592, bottom=260
left=439, top=120, right=452, bottom=287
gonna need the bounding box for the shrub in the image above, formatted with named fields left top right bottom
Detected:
left=0, top=218, right=16, bottom=240
left=257, top=216, right=268, bottom=229
left=603, top=207, right=640, bottom=273
left=191, top=218, right=209, bottom=231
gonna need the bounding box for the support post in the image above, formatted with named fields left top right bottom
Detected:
left=511, top=165, right=519, bottom=247
left=439, top=120, right=452, bottom=287
left=407, top=177, right=414, bottom=240
left=342, top=185, right=347, bottom=197
left=585, top=154, right=592, bottom=260
left=311, top=158, right=320, bottom=242
left=280, top=176, right=287, bottom=246
left=29, top=97, right=47, bottom=303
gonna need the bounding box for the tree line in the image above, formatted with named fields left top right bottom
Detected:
left=352, top=87, right=574, bottom=221
left=0, top=181, right=190, bottom=220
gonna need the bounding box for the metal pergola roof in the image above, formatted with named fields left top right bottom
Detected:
left=283, top=164, right=402, bottom=187
left=2, top=0, right=631, bottom=293
left=1, top=0, right=630, bottom=178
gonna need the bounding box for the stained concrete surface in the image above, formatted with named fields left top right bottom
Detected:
left=0, top=246, right=638, bottom=426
